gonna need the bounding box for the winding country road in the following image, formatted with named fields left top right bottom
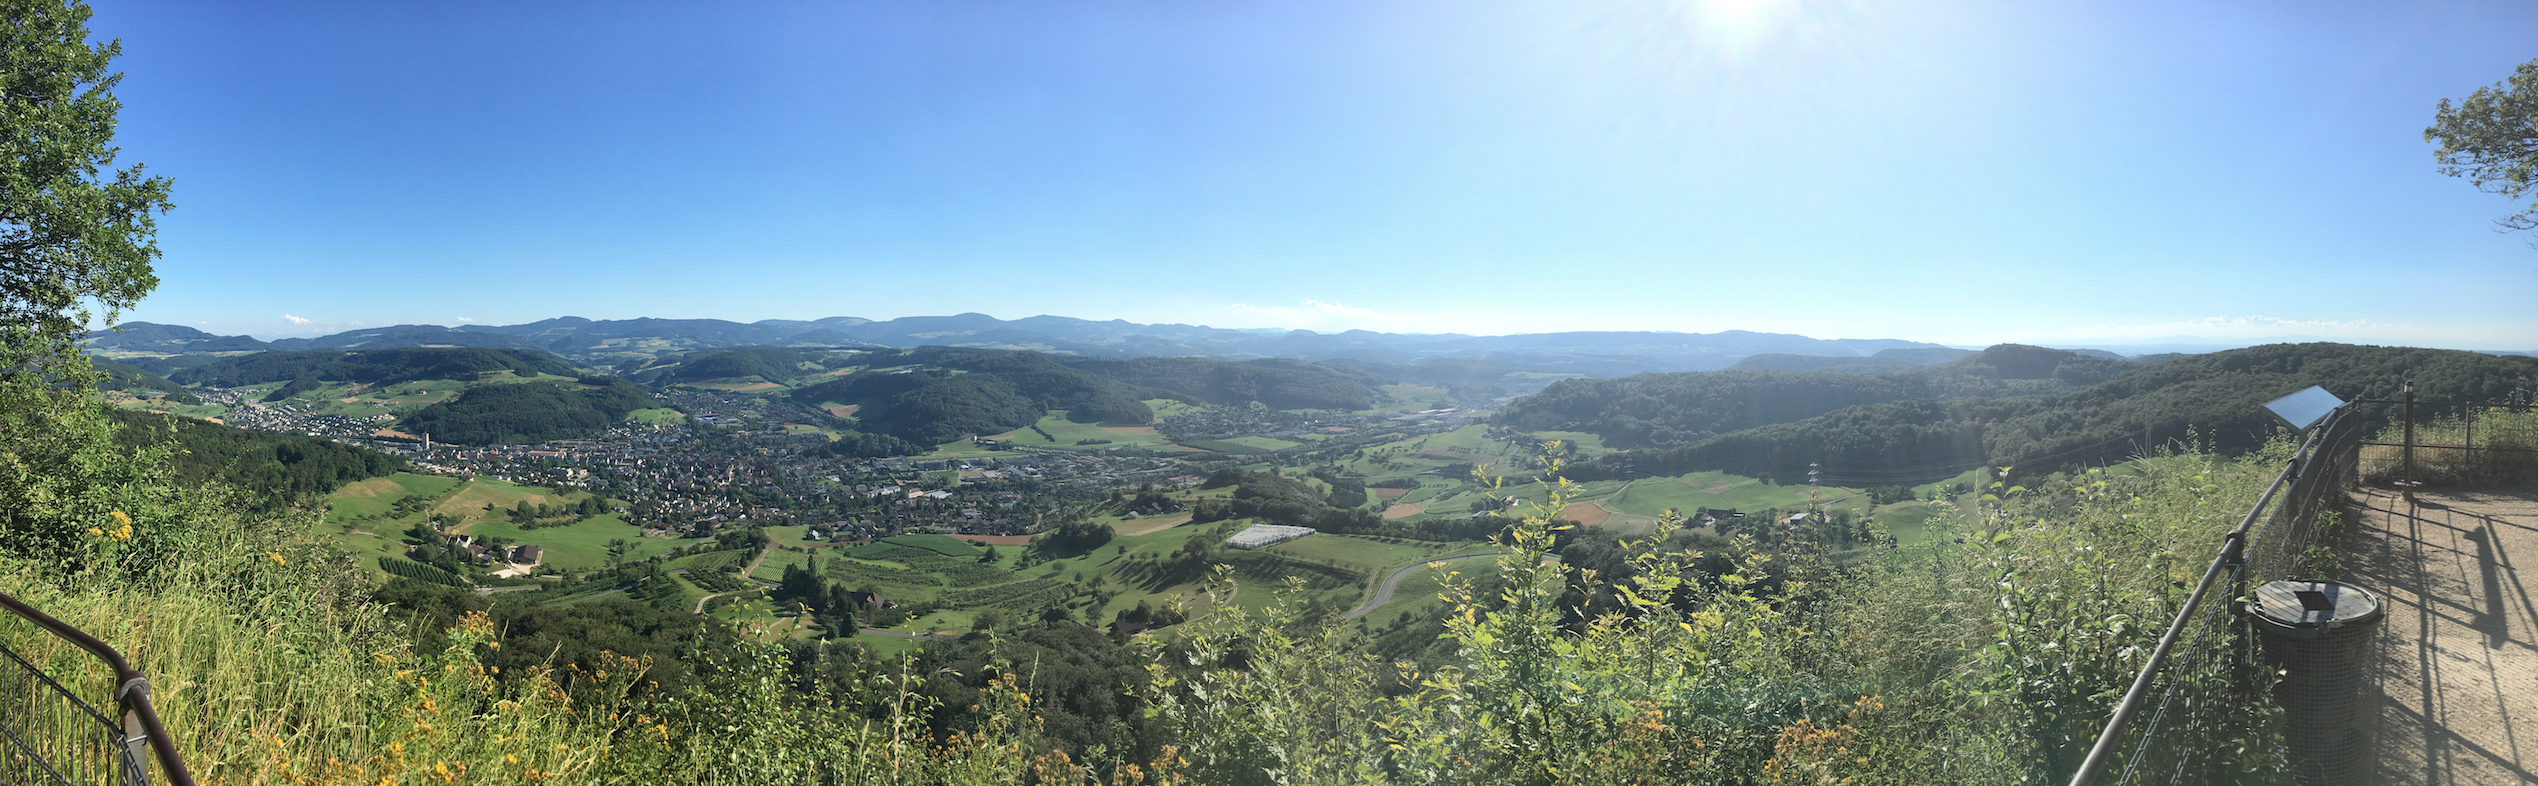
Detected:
left=1341, top=552, right=1509, bottom=620
left=688, top=543, right=780, bottom=614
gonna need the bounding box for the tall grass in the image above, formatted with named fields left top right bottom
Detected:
left=1143, top=442, right=2301, bottom=785
left=0, top=437, right=2318, bottom=784
left=0, top=508, right=1080, bottom=785
left=2360, top=405, right=2538, bottom=485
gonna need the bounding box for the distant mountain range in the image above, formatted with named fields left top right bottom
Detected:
left=87, top=314, right=1964, bottom=375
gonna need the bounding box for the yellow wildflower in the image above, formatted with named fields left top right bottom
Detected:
left=267, top=552, right=287, bottom=566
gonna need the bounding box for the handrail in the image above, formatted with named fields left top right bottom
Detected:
left=2065, top=404, right=2347, bottom=786
left=0, top=591, right=195, bottom=786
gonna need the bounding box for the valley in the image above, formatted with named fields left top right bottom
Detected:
left=90, top=325, right=2534, bottom=658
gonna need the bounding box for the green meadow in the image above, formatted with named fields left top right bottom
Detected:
left=987, top=410, right=1180, bottom=449
left=320, top=472, right=700, bottom=579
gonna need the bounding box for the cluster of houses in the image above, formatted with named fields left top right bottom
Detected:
left=444, top=535, right=542, bottom=567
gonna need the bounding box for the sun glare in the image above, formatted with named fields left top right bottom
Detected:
left=1680, top=0, right=1801, bottom=63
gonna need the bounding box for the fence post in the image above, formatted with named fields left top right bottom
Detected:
left=2402, top=381, right=2415, bottom=492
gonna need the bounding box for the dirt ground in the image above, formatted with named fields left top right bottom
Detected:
left=1115, top=513, right=1192, bottom=537
left=1558, top=502, right=1613, bottom=527
left=2343, top=484, right=2538, bottom=785
left=947, top=533, right=1034, bottom=546
left=1382, top=503, right=1424, bottom=520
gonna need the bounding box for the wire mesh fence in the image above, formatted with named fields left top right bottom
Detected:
left=0, top=593, right=191, bottom=786
left=0, top=637, right=142, bottom=786
left=2072, top=402, right=2371, bottom=786
left=2356, top=399, right=2538, bottom=486
left=2077, top=389, right=2538, bottom=786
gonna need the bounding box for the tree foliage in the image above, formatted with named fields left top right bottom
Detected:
left=109, top=409, right=401, bottom=508
left=789, top=347, right=1167, bottom=443
left=2428, top=58, right=2538, bottom=237
left=0, top=0, right=170, bottom=347
left=1497, top=345, right=2125, bottom=449
left=398, top=376, right=655, bottom=445
left=165, top=346, right=579, bottom=388
left=1063, top=356, right=1383, bottom=410
left=0, top=0, right=207, bottom=572
left=1558, top=343, right=2538, bottom=484
left=632, top=345, right=854, bottom=386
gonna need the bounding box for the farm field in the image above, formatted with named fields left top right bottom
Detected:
left=923, top=439, right=1022, bottom=459
left=1374, top=384, right=1455, bottom=411
left=1597, top=471, right=1870, bottom=520
left=455, top=514, right=667, bottom=572
left=1522, top=430, right=1610, bottom=454
left=988, top=411, right=1180, bottom=449
left=1338, top=425, right=1520, bottom=480
left=1222, top=436, right=1302, bottom=451
left=1259, top=533, right=1492, bottom=574
left=625, top=408, right=686, bottom=426
left=1142, top=399, right=1201, bottom=419
left=105, top=392, right=228, bottom=420
left=320, top=472, right=698, bottom=579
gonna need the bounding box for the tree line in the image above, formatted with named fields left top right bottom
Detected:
left=160, top=346, right=579, bottom=388
left=398, top=376, right=657, bottom=445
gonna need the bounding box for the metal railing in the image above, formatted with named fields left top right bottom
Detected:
left=0, top=592, right=193, bottom=786
left=2067, top=400, right=2369, bottom=786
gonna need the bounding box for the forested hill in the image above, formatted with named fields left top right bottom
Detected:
left=90, top=358, right=200, bottom=403
left=625, top=346, right=857, bottom=386
left=1497, top=344, right=2129, bottom=447
left=398, top=376, right=657, bottom=445
left=110, top=410, right=403, bottom=510
left=1059, top=355, right=1383, bottom=410
left=788, top=347, right=1167, bottom=445
left=1558, top=343, right=2538, bottom=485
left=163, top=347, right=580, bottom=388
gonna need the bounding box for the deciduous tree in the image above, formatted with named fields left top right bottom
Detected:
left=0, top=0, right=189, bottom=570
left=2428, top=59, right=2538, bottom=240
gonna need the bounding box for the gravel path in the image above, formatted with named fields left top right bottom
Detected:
left=2344, top=484, right=2538, bottom=785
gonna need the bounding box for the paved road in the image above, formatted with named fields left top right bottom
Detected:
left=1342, top=552, right=1509, bottom=620
left=472, top=586, right=541, bottom=596
left=2344, top=484, right=2538, bottom=785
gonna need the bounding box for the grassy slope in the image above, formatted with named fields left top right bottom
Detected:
left=987, top=410, right=1180, bottom=449
left=320, top=472, right=698, bottom=579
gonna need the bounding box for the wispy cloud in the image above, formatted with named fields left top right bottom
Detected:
left=281, top=314, right=311, bottom=325
left=454, top=317, right=475, bottom=323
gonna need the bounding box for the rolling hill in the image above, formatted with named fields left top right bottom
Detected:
left=1496, top=344, right=2130, bottom=448
left=398, top=376, right=657, bottom=445
left=164, top=347, right=581, bottom=388
left=787, top=347, right=1163, bottom=444
left=98, top=314, right=1964, bottom=376
left=1542, top=342, right=2538, bottom=484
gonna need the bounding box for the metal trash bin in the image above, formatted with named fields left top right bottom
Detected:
left=2247, top=579, right=2384, bottom=786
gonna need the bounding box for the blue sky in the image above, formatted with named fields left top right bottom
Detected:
left=86, top=0, right=2538, bottom=348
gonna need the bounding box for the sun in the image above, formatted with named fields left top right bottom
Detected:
left=1679, top=0, right=1801, bottom=63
